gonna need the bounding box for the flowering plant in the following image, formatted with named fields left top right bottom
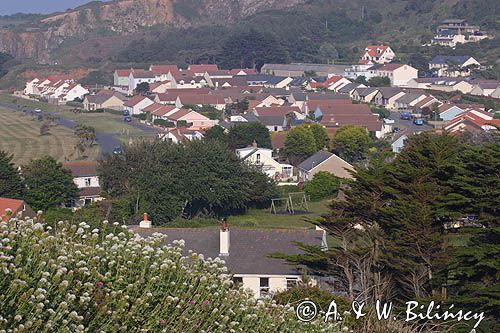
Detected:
left=0, top=218, right=336, bottom=332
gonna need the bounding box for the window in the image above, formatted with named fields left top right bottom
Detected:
left=256, top=153, right=261, bottom=164
left=286, top=278, right=298, bottom=289
left=233, top=277, right=243, bottom=286
left=85, top=178, right=92, bottom=187
left=259, top=277, right=270, bottom=297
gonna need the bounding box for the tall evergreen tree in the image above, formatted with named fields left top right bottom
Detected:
left=0, top=151, right=22, bottom=199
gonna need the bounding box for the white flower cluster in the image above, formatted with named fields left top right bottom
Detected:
left=0, top=218, right=336, bottom=332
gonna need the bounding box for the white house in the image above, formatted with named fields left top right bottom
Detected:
left=58, top=83, right=89, bottom=103
left=236, top=144, right=293, bottom=181
left=360, top=45, right=395, bottom=64
left=158, top=128, right=204, bottom=144
left=131, top=223, right=327, bottom=299
left=64, top=161, right=103, bottom=209
left=128, top=71, right=158, bottom=94
left=470, top=81, right=500, bottom=97
left=298, top=150, right=355, bottom=181
left=123, top=95, right=154, bottom=115
left=367, top=64, right=418, bottom=87
left=428, top=56, right=480, bottom=77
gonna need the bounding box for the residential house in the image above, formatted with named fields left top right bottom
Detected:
left=0, top=198, right=35, bottom=222
left=56, top=83, right=89, bottom=104
left=175, top=94, right=226, bottom=111
left=360, top=45, right=395, bottom=64
left=123, top=95, right=154, bottom=115
left=83, top=90, right=127, bottom=111
left=394, top=93, right=429, bottom=111
left=337, top=83, right=367, bottom=97
left=432, top=19, right=489, bottom=47
left=64, top=161, right=103, bottom=209
left=143, top=102, right=166, bottom=115
left=164, top=108, right=215, bottom=130
left=131, top=223, right=327, bottom=299
left=439, top=103, right=483, bottom=121
left=260, top=63, right=349, bottom=77
left=372, top=87, right=405, bottom=109
left=245, top=75, right=293, bottom=88
left=431, top=30, right=467, bottom=48
left=128, top=71, right=158, bottom=93
left=149, top=81, right=173, bottom=94
left=470, top=81, right=500, bottom=97
left=229, top=68, right=256, bottom=76
left=114, top=68, right=144, bottom=87
left=344, top=64, right=374, bottom=80
left=428, top=56, right=480, bottom=77
left=491, top=86, right=500, bottom=99
left=352, top=87, right=379, bottom=103
left=151, top=105, right=179, bottom=122
left=298, top=150, right=354, bottom=181
left=391, top=131, right=409, bottom=153
left=174, top=75, right=208, bottom=89
left=445, top=109, right=500, bottom=133
left=208, top=77, right=248, bottom=89
left=158, top=127, right=204, bottom=144
left=406, top=78, right=474, bottom=94
left=306, top=76, right=351, bottom=92
left=367, top=64, right=418, bottom=87
left=236, top=144, right=293, bottom=180
left=188, top=64, right=219, bottom=76
left=149, top=64, right=179, bottom=81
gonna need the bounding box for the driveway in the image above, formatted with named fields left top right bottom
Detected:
left=389, top=111, right=433, bottom=133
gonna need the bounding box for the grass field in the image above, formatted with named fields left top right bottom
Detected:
left=0, top=107, right=99, bottom=165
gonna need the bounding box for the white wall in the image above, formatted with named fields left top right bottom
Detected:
left=238, top=275, right=304, bottom=299
left=73, top=176, right=99, bottom=188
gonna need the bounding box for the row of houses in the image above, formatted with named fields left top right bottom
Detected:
left=407, top=78, right=500, bottom=97
left=430, top=19, right=490, bottom=48
left=24, top=76, right=89, bottom=104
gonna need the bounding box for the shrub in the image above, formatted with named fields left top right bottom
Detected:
left=153, top=119, right=174, bottom=128
left=303, top=171, right=341, bottom=201
left=0, top=218, right=333, bottom=332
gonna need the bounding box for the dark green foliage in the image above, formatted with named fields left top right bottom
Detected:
left=153, top=119, right=173, bottom=128
left=273, top=285, right=350, bottom=313
left=204, top=125, right=227, bottom=144
left=332, top=125, right=372, bottom=163
left=22, top=156, right=79, bottom=211
left=135, top=82, right=150, bottom=94
left=284, top=125, right=317, bottom=166
left=303, top=171, right=341, bottom=201
left=80, top=70, right=112, bottom=86
left=98, top=140, right=277, bottom=224
left=0, top=151, right=22, bottom=199
left=367, top=76, right=391, bottom=87
left=217, top=29, right=290, bottom=71
left=227, top=122, right=272, bottom=149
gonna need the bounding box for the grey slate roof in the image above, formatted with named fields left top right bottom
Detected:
left=298, top=150, right=334, bottom=171
left=430, top=56, right=472, bottom=66
left=130, top=227, right=324, bottom=275
left=375, top=87, right=403, bottom=99
left=395, top=93, right=424, bottom=104
left=337, top=83, right=362, bottom=94
left=357, top=87, right=379, bottom=97
left=258, top=115, right=285, bottom=126
left=245, top=74, right=288, bottom=85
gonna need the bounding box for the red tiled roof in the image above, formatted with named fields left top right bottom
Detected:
left=143, top=102, right=165, bottom=113
left=124, top=95, right=151, bottom=107
left=152, top=105, right=177, bottom=117
left=0, top=198, right=25, bottom=221
left=177, top=94, right=225, bottom=105
left=63, top=161, right=98, bottom=177
left=167, top=108, right=194, bottom=121
left=150, top=65, right=179, bottom=75
left=188, top=64, right=219, bottom=73
left=115, top=68, right=144, bottom=77
left=254, top=106, right=300, bottom=117
left=271, top=131, right=288, bottom=149
left=364, top=45, right=390, bottom=58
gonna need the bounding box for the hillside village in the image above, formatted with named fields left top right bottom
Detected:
left=1, top=5, right=499, bottom=330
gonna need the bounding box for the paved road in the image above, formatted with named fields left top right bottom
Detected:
left=389, top=111, right=433, bottom=134
left=0, top=101, right=123, bottom=158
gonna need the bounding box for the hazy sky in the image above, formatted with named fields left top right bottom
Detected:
left=0, top=1, right=109, bottom=15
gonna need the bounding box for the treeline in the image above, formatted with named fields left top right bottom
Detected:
left=285, top=132, right=500, bottom=332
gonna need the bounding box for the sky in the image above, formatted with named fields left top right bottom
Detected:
left=0, top=0, right=109, bottom=15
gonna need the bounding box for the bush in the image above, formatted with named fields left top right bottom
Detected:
left=66, top=101, right=83, bottom=108
left=153, top=119, right=174, bottom=128
left=0, top=218, right=333, bottom=332
left=303, top=171, right=341, bottom=201
left=274, top=285, right=350, bottom=313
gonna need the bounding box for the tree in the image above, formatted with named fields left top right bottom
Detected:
left=305, top=123, right=330, bottom=150
left=332, top=125, right=372, bottom=163
left=0, top=151, right=22, bottom=199
left=135, top=82, right=150, bottom=95
left=284, top=125, right=317, bottom=165
left=204, top=125, right=228, bottom=144
left=227, top=122, right=272, bottom=149
left=303, top=171, right=341, bottom=200
left=317, top=42, right=339, bottom=64
left=218, top=29, right=290, bottom=70
left=354, top=76, right=368, bottom=85
left=22, top=156, right=79, bottom=211
left=74, top=124, right=96, bottom=147
left=368, top=76, right=391, bottom=87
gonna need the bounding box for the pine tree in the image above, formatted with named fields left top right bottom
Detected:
left=0, top=151, right=22, bottom=199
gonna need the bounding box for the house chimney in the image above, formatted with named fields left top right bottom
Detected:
left=219, top=218, right=230, bottom=256
left=139, top=212, right=152, bottom=228
left=252, top=140, right=258, bottom=148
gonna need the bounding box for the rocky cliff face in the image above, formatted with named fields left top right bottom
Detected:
left=0, top=0, right=304, bottom=63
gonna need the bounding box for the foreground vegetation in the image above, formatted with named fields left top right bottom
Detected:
left=0, top=218, right=334, bottom=332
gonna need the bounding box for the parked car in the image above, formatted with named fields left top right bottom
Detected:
left=113, top=147, right=123, bottom=155
left=123, top=110, right=130, bottom=116
left=414, top=118, right=424, bottom=126
left=400, top=112, right=411, bottom=120
left=392, top=127, right=400, bottom=133
left=124, top=116, right=132, bottom=122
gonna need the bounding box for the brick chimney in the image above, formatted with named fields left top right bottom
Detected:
left=139, top=212, right=152, bottom=229
left=219, top=218, right=230, bottom=256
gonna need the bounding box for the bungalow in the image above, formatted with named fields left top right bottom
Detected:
left=306, top=76, right=351, bottom=92
left=236, top=144, right=294, bottom=181
left=149, top=81, right=173, bottom=94
left=298, top=150, right=354, bottom=181
left=149, top=64, right=179, bottom=81
left=428, top=56, right=480, bottom=77
left=360, top=45, right=396, bottom=64
left=56, top=83, right=89, bottom=103
left=337, top=83, right=366, bottom=97
left=406, top=78, right=474, bottom=94
left=439, top=104, right=467, bottom=121
left=174, top=76, right=208, bottom=89
left=372, top=87, right=405, bottom=109
left=158, top=127, right=204, bottom=143
left=391, top=132, right=409, bottom=153
left=208, top=77, right=248, bottom=89
left=0, top=198, right=35, bottom=222
left=229, top=68, right=256, bottom=76
left=445, top=109, right=500, bottom=133
left=470, top=81, right=500, bottom=97
left=142, top=102, right=166, bottom=115
left=130, top=222, right=327, bottom=299
left=165, top=108, right=215, bottom=130
left=394, top=93, right=429, bottom=111
left=151, top=105, right=179, bottom=121
left=188, top=64, right=219, bottom=77
left=367, top=64, right=418, bottom=87
left=123, top=95, right=154, bottom=115
left=352, top=87, right=379, bottom=103
left=83, top=91, right=127, bottom=111
left=260, top=63, right=349, bottom=77
left=245, top=75, right=293, bottom=88
left=63, top=161, right=103, bottom=209
left=175, top=94, right=226, bottom=111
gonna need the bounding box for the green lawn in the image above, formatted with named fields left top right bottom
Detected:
left=0, top=107, right=99, bottom=165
